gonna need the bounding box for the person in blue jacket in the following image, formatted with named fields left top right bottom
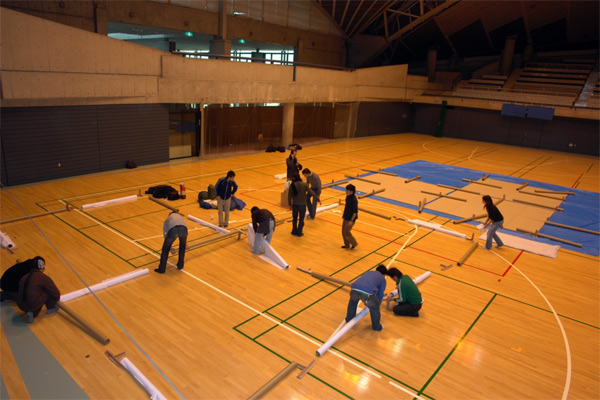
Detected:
left=345, top=265, right=388, bottom=331
left=215, top=170, right=238, bottom=228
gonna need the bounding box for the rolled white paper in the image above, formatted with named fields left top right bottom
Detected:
left=412, top=271, right=431, bottom=285
left=248, top=224, right=288, bottom=269
left=120, top=357, right=167, bottom=400
left=304, top=202, right=339, bottom=217
left=0, top=231, right=16, bottom=251
left=60, top=269, right=149, bottom=302
left=187, top=215, right=230, bottom=234
left=407, top=219, right=467, bottom=239
left=316, top=307, right=370, bottom=357
left=274, top=173, right=287, bottom=180
left=81, top=195, right=138, bottom=210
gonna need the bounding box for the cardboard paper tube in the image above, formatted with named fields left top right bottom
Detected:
left=1, top=205, right=71, bottom=224
left=345, top=175, right=381, bottom=185
left=516, top=182, right=529, bottom=191
left=187, top=215, right=230, bottom=234
left=361, top=169, right=397, bottom=176
left=413, top=271, right=432, bottom=285
left=61, top=269, right=149, bottom=302
left=322, top=179, right=350, bottom=189
left=309, top=271, right=351, bottom=287
left=436, top=184, right=480, bottom=195
left=358, top=207, right=391, bottom=220
left=513, top=198, right=563, bottom=211
left=120, top=357, right=167, bottom=400
left=296, top=360, right=316, bottom=379
left=248, top=362, right=298, bottom=400
left=457, top=242, right=478, bottom=266
left=418, top=199, right=426, bottom=213
left=82, top=195, right=138, bottom=210
left=516, top=228, right=583, bottom=247
left=482, top=173, right=490, bottom=181
left=544, top=221, right=600, bottom=235
left=148, top=196, right=179, bottom=212
left=421, top=190, right=467, bottom=202
left=535, top=189, right=574, bottom=195
left=358, top=189, right=386, bottom=199
left=461, top=179, right=502, bottom=188
left=405, top=175, right=422, bottom=183
left=453, top=214, right=476, bottom=224
left=57, top=302, right=110, bottom=345
left=316, top=308, right=369, bottom=357
left=187, top=230, right=242, bottom=251
left=516, top=191, right=565, bottom=201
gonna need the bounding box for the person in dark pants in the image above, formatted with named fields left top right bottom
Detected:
left=302, top=168, right=322, bottom=219
left=286, top=149, right=302, bottom=181
left=482, top=194, right=504, bottom=250
left=341, top=184, right=358, bottom=249
left=251, top=206, right=276, bottom=254
left=384, top=268, right=423, bottom=317
left=156, top=212, right=188, bottom=273
left=1, top=256, right=45, bottom=301
left=288, top=175, right=320, bottom=237
left=345, top=265, right=388, bottom=331
left=17, top=262, right=60, bottom=323
left=215, top=170, right=238, bottom=228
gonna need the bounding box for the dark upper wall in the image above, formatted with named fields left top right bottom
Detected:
left=0, top=0, right=346, bottom=68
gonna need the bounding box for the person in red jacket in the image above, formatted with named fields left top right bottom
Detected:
left=17, top=260, right=60, bottom=324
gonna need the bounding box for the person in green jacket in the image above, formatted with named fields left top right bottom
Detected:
left=383, top=267, right=423, bottom=317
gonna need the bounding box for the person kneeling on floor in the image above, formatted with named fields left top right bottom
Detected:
left=383, top=268, right=423, bottom=317
left=16, top=258, right=60, bottom=323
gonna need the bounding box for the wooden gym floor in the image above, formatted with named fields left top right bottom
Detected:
left=1, top=133, right=598, bottom=399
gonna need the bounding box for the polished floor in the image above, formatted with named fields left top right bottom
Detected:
left=1, top=134, right=598, bottom=399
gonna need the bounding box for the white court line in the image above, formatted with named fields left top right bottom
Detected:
left=489, top=246, right=571, bottom=400
left=467, top=146, right=479, bottom=161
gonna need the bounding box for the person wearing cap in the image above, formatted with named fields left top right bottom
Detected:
left=156, top=212, right=188, bottom=273
left=215, top=170, right=238, bottom=228
left=250, top=206, right=275, bottom=254
left=383, top=267, right=423, bottom=317
left=345, top=265, right=388, bottom=331
left=302, top=168, right=322, bottom=220
left=16, top=258, right=60, bottom=323
left=341, top=184, right=358, bottom=249
left=1, top=256, right=46, bottom=301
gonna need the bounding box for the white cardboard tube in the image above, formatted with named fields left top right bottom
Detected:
left=120, top=357, right=167, bottom=400
left=388, top=271, right=431, bottom=298
left=316, top=307, right=370, bottom=357
left=60, top=269, right=149, bottom=302
left=81, top=195, right=138, bottom=210
left=187, top=215, right=230, bottom=234
left=304, top=202, right=339, bottom=217
left=407, top=219, right=467, bottom=239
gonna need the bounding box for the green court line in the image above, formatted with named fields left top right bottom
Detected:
left=516, top=156, right=552, bottom=179
left=417, top=294, right=496, bottom=397
left=509, top=155, right=546, bottom=177
left=233, top=326, right=353, bottom=399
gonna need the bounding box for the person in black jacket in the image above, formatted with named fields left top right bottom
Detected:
left=482, top=195, right=504, bottom=250
left=341, top=184, right=358, bottom=250
left=215, top=170, right=238, bottom=228
left=1, top=256, right=45, bottom=301
left=251, top=206, right=275, bottom=254
left=17, top=262, right=60, bottom=323
left=286, top=149, right=302, bottom=181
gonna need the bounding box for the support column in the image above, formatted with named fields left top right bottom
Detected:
left=500, top=35, right=517, bottom=76
left=282, top=103, right=295, bottom=147
left=427, top=48, right=438, bottom=82
left=210, top=0, right=230, bottom=59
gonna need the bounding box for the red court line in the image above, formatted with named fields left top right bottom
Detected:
left=501, top=250, right=524, bottom=277
left=571, top=173, right=583, bottom=189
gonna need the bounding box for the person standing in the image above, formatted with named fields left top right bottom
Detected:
left=250, top=206, right=276, bottom=254
left=288, top=175, right=320, bottom=237
left=341, top=184, right=358, bottom=249
left=215, top=170, right=238, bottom=228
left=345, top=265, right=388, bottom=331
left=156, top=212, right=188, bottom=273
left=302, top=168, right=322, bottom=219
left=286, top=149, right=302, bottom=181
left=1, top=256, right=45, bottom=301
left=383, top=268, right=423, bottom=317
left=482, top=194, right=504, bottom=250
left=17, top=261, right=60, bottom=323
